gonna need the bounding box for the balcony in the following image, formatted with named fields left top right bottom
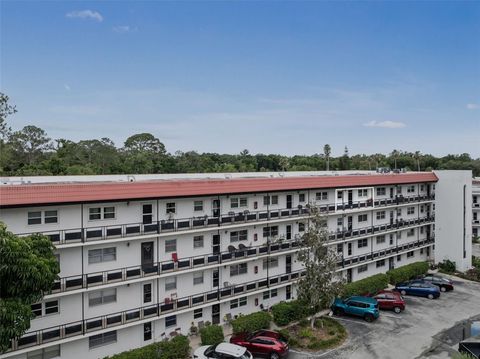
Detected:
left=49, top=239, right=302, bottom=294
left=8, top=270, right=306, bottom=353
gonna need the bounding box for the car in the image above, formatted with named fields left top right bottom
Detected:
left=419, top=274, right=454, bottom=292
left=331, top=296, right=380, bottom=322
left=230, top=330, right=289, bottom=359
left=395, top=280, right=440, bottom=299
left=373, top=290, right=406, bottom=313
left=193, top=343, right=253, bottom=359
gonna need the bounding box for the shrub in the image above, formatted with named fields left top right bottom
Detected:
left=104, top=335, right=190, bottom=359
left=472, top=256, right=480, bottom=269
left=271, top=300, right=309, bottom=326
left=438, top=259, right=456, bottom=274
left=387, top=261, right=429, bottom=285
left=342, top=273, right=389, bottom=297
left=200, top=324, right=224, bottom=346
left=231, top=311, right=272, bottom=334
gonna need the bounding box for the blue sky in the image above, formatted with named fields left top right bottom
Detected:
left=1, top=1, right=479, bottom=156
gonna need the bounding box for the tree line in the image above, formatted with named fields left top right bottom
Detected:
left=1, top=93, right=479, bottom=177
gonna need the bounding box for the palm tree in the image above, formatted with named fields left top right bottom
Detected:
left=391, top=149, right=400, bottom=170
left=323, top=144, right=331, bottom=171
left=413, top=151, right=421, bottom=171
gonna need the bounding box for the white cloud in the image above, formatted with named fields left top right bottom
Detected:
left=64, top=84, right=71, bottom=91
left=363, top=120, right=406, bottom=129
left=113, top=25, right=135, bottom=33
left=466, top=103, right=479, bottom=110
left=66, top=10, right=103, bottom=22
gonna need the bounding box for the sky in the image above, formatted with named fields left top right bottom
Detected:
left=1, top=1, right=479, bottom=157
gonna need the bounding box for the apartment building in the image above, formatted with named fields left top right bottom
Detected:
left=473, top=178, right=480, bottom=239
left=0, top=171, right=467, bottom=359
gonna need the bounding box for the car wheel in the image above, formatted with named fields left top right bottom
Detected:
left=333, top=307, right=343, bottom=316
left=270, top=353, right=280, bottom=359
left=393, top=307, right=402, bottom=314
left=440, top=286, right=447, bottom=292
left=364, top=314, right=374, bottom=322
left=400, top=290, right=407, bottom=296
left=427, top=294, right=434, bottom=299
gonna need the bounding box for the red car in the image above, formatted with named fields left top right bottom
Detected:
left=230, top=330, right=289, bottom=359
left=373, top=290, right=406, bottom=313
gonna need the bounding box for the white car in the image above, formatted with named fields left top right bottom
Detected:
left=193, top=342, right=253, bottom=359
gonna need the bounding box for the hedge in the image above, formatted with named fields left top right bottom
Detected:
left=387, top=261, right=429, bottom=285
left=200, top=324, right=224, bottom=346
left=231, top=311, right=272, bottom=334
left=271, top=300, right=310, bottom=326
left=104, top=335, right=190, bottom=359
left=342, top=273, right=389, bottom=297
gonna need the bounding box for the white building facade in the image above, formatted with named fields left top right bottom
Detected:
left=0, top=171, right=461, bottom=359
left=473, top=178, right=480, bottom=239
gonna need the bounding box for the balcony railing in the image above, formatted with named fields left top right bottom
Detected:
left=338, top=236, right=435, bottom=269
left=49, top=239, right=302, bottom=294
left=9, top=270, right=306, bottom=353
left=16, top=194, right=435, bottom=246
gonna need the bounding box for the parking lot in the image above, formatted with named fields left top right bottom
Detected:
left=289, top=274, right=480, bottom=359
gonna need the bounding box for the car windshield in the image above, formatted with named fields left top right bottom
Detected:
left=239, top=351, right=252, bottom=359
left=204, top=345, right=216, bottom=356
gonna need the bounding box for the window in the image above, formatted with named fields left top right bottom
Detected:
left=358, top=214, right=368, bottom=223
left=165, top=277, right=176, bottom=291
left=194, top=200, right=203, bottom=211
left=194, top=308, right=203, bottom=319
left=193, top=271, right=204, bottom=285
left=165, top=315, right=177, bottom=328
left=357, top=238, right=368, bottom=248
left=263, top=289, right=277, bottom=300
left=263, top=196, right=270, bottom=206
left=358, top=189, right=368, bottom=197
left=358, top=238, right=368, bottom=248
left=358, top=264, right=368, bottom=273
left=166, top=202, right=176, bottom=214
left=397, top=208, right=402, bottom=216
left=263, top=226, right=278, bottom=238
left=144, top=322, right=152, bottom=341
left=420, top=185, right=425, bottom=191
left=337, top=243, right=343, bottom=253
left=376, top=187, right=386, bottom=196
left=263, top=257, right=279, bottom=269
left=407, top=185, right=415, bottom=193
left=27, top=211, right=42, bottom=225
left=420, top=226, right=425, bottom=234
left=376, top=235, right=386, bottom=244
left=88, top=247, right=116, bottom=264
left=316, top=192, right=328, bottom=201
left=165, top=239, right=177, bottom=252
left=89, top=207, right=115, bottom=221
left=143, top=204, right=153, bottom=224
left=420, top=205, right=425, bottom=213
left=230, top=263, right=247, bottom=276
left=27, top=345, right=60, bottom=359
left=397, top=186, right=402, bottom=194
left=263, top=195, right=279, bottom=205
left=397, top=254, right=401, bottom=261
left=230, top=297, right=247, bottom=309
left=337, top=217, right=343, bottom=226
left=89, top=289, right=116, bottom=306
left=193, top=235, right=204, bottom=248
left=420, top=248, right=424, bottom=255
left=299, top=193, right=306, bottom=202
left=407, top=251, right=414, bottom=258
left=31, top=300, right=59, bottom=317
left=376, top=211, right=386, bottom=220
left=231, top=230, right=248, bottom=242
left=89, top=331, right=117, bottom=349
left=407, top=228, right=415, bottom=237
left=271, top=195, right=278, bottom=205
left=143, top=284, right=152, bottom=303
left=298, top=223, right=305, bottom=232
left=407, top=207, right=415, bottom=215
left=337, top=191, right=343, bottom=199
left=44, top=210, right=58, bottom=224
left=397, top=231, right=402, bottom=239
left=376, top=260, right=385, bottom=268
left=231, top=197, right=248, bottom=208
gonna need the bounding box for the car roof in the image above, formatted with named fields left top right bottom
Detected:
left=348, top=296, right=377, bottom=304
left=216, top=343, right=247, bottom=356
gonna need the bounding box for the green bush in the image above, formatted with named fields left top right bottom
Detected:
left=387, top=261, right=429, bottom=285
left=200, top=324, right=224, bottom=346
left=104, top=335, right=190, bottom=359
left=472, top=256, right=480, bottom=269
left=271, top=300, right=310, bottom=326
left=438, top=259, right=456, bottom=274
left=342, top=273, right=389, bottom=297
left=231, top=311, right=272, bottom=334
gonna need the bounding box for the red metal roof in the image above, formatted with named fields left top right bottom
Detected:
left=0, top=172, right=438, bottom=207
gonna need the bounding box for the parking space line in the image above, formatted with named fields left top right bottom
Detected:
left=381, top=313, right=404, bottom=319
left=333, top=317, right=368, bottom=325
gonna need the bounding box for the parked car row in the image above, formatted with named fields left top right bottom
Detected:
left=331, top=273, right=454, bottom=322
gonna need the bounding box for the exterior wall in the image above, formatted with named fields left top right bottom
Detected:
left=473, top=179, right=480, bottom=238
left=434, top=171, right=473, bottom=271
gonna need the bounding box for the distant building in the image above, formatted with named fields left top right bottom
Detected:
left=473, top=177, right=480, bottom=239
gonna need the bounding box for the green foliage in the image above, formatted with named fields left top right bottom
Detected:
left=104, top=335, right=190, bottom=359
left=271, top=300, right=310, bottom=326
left=387, top=261, right=429, bottom=285
left=438, top=259, right=457, bottom=274
left=0, top=223, right=60, bottom=352
left=230, top=311, right=272, bottom=334
left=199, top=324, right=224, bottom=346
left=472, top=256, right=480, bottom=269
left=342, top=273, right=389, bottom=297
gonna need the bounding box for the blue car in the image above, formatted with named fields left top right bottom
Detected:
left=331, top=296, right=380, bottom=322
left=395, top=280, right=440, bottom=299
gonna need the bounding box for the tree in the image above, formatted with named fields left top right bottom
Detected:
left=323, top=144, right=331, bottom=171
left=391, top=149, right=400, bottom=170
left=339, top=146, right=351, bottom=170
left=297, top=207, right=344, bottom=328
left=0, top=93, right=16, bottom=140
left=9, top=125, right=52, bottom=167
left=123, top=133, right=167, bottom=173
left=413, top=151, right=421, bottom=171
left=0, top=223, right=60, bottom=352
